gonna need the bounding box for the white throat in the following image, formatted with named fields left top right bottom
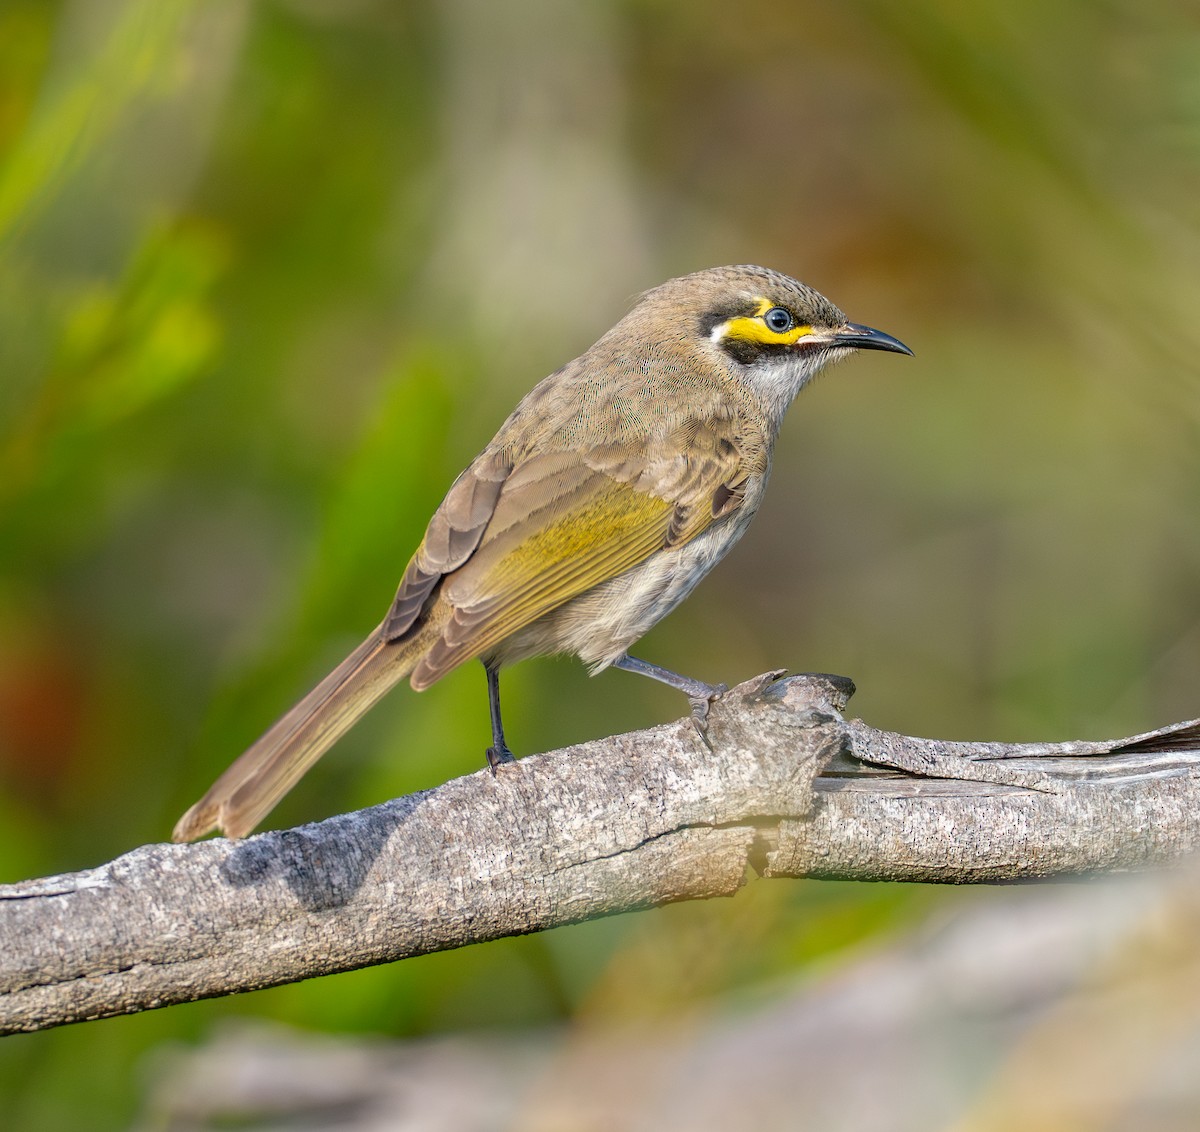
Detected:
left=739, top=348, right=849, bottom=431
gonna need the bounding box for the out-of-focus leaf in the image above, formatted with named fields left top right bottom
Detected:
left=0, top=220, right=227, bottom=520
left=0, top=0, right=194, bottom=243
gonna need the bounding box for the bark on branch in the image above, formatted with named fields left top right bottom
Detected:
left=3, top=672, right=1199, bottom=1035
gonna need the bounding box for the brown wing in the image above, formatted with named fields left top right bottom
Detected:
left=383, top=447, right=511, bottom=640
left=387, top=412, right=759, bottom=691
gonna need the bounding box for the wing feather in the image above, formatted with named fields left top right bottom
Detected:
left=394, top=410, right=758, bottom=690
left=383, top=449, right=510, bottom=640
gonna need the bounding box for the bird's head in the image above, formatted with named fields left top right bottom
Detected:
left=617, top=265, right=912, bottom=423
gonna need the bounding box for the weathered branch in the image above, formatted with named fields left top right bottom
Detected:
left=3, top=671, right=1199, bottom=1035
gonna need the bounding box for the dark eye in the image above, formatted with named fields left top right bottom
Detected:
left=763, top=306, right=793, bottom=333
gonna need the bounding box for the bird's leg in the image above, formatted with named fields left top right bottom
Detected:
left=484, top=662, right=516, bottom=772
left=610, top=653, right=728, bottom=751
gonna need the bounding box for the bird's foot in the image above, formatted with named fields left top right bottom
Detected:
left=609, top=655, right=729, bottom=752
left=687, top=682, right=728, bottom=753
left=486, top=743, right=517, bottom=775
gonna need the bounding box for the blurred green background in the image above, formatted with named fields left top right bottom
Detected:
left=2, top=0, right=1200, bottom=1125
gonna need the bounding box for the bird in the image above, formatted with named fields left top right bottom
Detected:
left=172, top=265, right=912, bottom=841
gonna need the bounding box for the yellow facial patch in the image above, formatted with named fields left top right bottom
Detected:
left=712, top=297, right=814, bottom=347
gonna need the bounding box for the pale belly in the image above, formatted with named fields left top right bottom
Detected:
left=488, top=490, right=765, bottom=671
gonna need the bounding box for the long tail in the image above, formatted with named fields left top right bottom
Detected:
left=173, top=623, right=425, bottom=842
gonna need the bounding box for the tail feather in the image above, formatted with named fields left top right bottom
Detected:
left=173, top=623, right=424, bottom=841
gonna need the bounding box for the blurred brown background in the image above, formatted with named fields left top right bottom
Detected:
left=2, top=0, right=1199, bottom=1126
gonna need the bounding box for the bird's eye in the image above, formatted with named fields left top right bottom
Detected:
left=763, top=306, right=794, bottom=333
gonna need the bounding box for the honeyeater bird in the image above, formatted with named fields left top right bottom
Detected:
left=173, top=264, right=912, bottom=841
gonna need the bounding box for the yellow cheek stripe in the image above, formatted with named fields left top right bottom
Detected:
left=713, top=297, right=814, bottom=347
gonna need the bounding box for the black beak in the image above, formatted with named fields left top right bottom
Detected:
left=830, top=321, right=913, bottom=356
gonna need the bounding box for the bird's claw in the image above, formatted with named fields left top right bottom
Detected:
left=486, top=744, right=516, bottom=775
left=688, top=683, right=728, bottom=753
